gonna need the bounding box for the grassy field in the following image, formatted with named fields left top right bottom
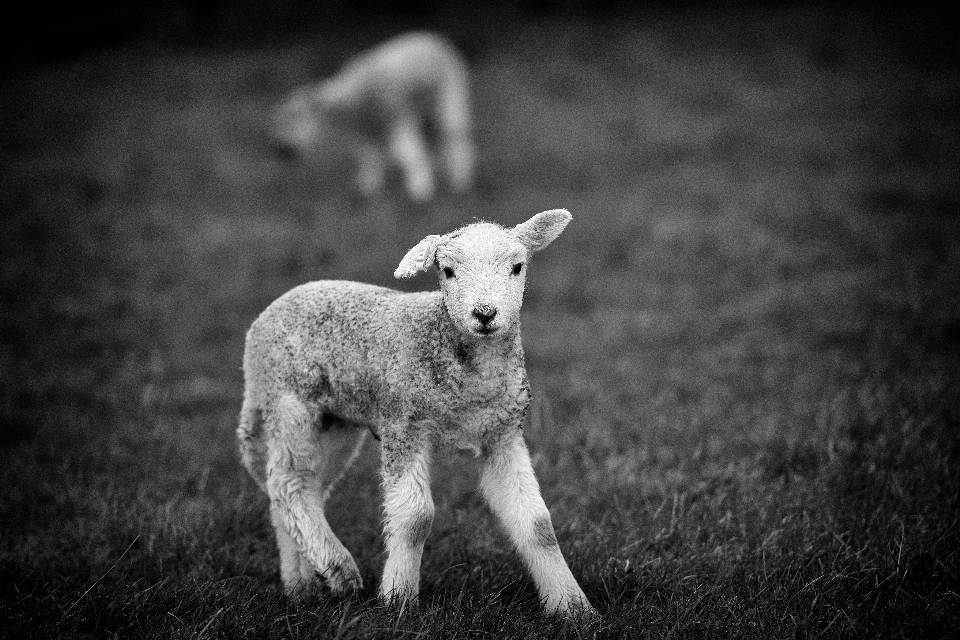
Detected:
left=2, top=2, right=959, bottom=637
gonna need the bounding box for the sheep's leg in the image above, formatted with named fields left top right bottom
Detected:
left=439, top=130, right=475, bottom=194
left=379, top=435, right=434, bottom=603
left=387, top=116, right=434, bottom=202
left=265, top=394, right=366, bottom=597
left=480, top=433, right=594, bottom=615
left=436, top=80, right=475, bottom=193
left=270, top=501, right=310, bottom=591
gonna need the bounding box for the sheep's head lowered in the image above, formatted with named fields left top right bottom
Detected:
left=395, top=209, right=571, bottom=339
left=271, top=81, right=350, bottom=159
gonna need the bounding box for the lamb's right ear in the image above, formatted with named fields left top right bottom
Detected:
left=513, top=209, right=572, bottom=253
left=394, top=234, right=445, bottom=279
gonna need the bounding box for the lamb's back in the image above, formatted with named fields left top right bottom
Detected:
left=245, top=280, right=437, bottom=400
left=335, top=32, right=466, bottom=100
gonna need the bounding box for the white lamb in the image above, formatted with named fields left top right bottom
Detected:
left=237, top=209, right=594, bottom=616
left=273, top=31, right=475, bottom=202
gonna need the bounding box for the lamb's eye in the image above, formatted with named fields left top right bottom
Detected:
left=443, top=266, right=455, bottom=279
left=512, top=263, right=524, bottom=276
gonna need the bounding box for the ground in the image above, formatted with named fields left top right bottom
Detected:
left=1, top=2, right=958, bottom=638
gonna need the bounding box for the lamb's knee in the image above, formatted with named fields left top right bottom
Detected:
left=266, top=471, right=303, bottom=510
left=400, top=160, right=434, bottom=202
left=532, top=515, right=559, bottom=549
left=412, top=178, right=434, bottom=201
left=385, top=499, right=435, bottom=544
left=388, top=123, right=434, bottom=201
left=405, top=508, right=435, bottom=547
left=382, top=466, right=435, bottom=547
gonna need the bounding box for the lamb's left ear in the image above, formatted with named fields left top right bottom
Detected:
left=512, top=209, right=572, bottom=253
left=395, top=234, right=445, bottom=279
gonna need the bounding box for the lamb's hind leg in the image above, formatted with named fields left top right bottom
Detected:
left=436, top=77, right=475, bottom=193
left=387, top=116, right=434, bottom=202
left=265, top=394, right=367, bottom=597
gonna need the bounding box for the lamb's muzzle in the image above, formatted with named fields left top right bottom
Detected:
left=472, top=306, right=497, bottom=323
left=472, top=306, right=498, bottom=334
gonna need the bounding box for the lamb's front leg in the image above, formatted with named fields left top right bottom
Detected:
left=387, top=117, right=434, bottom=202
left=480, top=432, right=595, bottom=616
left=379, top=431, right=435, bottom=603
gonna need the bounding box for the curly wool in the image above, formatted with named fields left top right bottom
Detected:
left=241, top=281, right=530, bottom=468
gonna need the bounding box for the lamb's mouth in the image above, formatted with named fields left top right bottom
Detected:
left=474, top=326, right=498, bottom=336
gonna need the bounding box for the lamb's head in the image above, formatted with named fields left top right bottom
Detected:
left=271, top=83, right=342, bottom=158
left=272, top=88, right=319, bottom=156
left=395, top=209, right=571, bottom=339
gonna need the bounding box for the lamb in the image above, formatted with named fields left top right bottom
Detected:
left=237, top=209, right=594, bottom=616
left=272, top=31, right=475, bottom=202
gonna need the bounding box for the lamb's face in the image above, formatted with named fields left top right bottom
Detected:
left=272, top=89, right=320, bottom=154
left=272, top=86, right=344, bottom=157
left=394, top=209, right=572, bottom=338
left=435, top=224, right=529, bottom=339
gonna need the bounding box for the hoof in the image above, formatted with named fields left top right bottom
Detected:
left=325, top=560, right=363, bottom=596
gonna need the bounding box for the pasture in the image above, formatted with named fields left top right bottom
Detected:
left=1, top=2, right=958, bottom=637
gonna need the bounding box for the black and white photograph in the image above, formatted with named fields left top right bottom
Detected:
left=1, top=0, right=958, bottom=637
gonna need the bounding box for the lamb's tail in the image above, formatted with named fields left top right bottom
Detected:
left=237, top=396, right=268, bottom=490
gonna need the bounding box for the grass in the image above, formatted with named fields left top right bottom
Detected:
left=1, top=2, right=959, bottom=637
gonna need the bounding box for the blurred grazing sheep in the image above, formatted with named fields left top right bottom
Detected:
left=237, top=209, right=595, bottom=616
left=273, top=31, right=475, bottom=202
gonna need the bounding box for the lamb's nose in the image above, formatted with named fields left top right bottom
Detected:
left=472, top=307, right=497, bottom=326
